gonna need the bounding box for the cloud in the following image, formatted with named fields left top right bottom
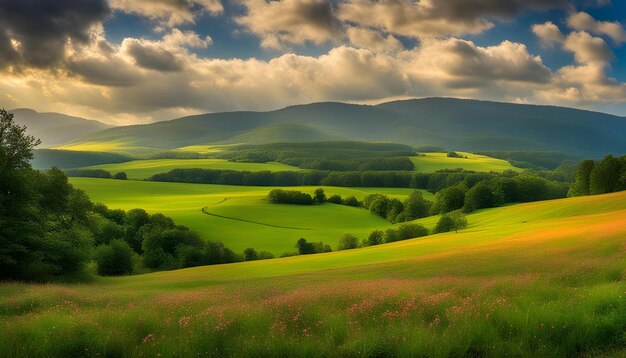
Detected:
left=111, top=0, right=223, bottom=27
left=563, top=31, right=614, bottom=64
left=121, top=29, right=212, bottom=72
left=346, top=27, right=403, bottom=53
left=567, top=11, right=626, bottom=43
left=0, top=0, right=110, bottom=70
left=0, top=33, right=565, bottom=124
left=235, top=0, right=341, bottom=49
left=532, top=21, right=565, bottom=45
left=337, top=0, right=569, bottom=38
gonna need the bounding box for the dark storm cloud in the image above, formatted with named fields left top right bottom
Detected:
left=125, top=41, right=184, bottom=72
left=0, top=0, right=110, bottom=69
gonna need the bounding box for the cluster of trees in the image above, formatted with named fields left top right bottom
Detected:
left=362, top=191, right=432, bottom=223
left=294, top=238, right=332, bottom=255
left=0, top=109, right=243, bottom=281
left=339, top=214, right=468, bottom=252
left=290, top=157, right=415, bottom=171
left=568, top=155, right=626, bottom=197
left=64, top=169, right=128, bottom=180
left=92, top=205, right=243, bottom=274
left=267, top=189, right=315, bottom=205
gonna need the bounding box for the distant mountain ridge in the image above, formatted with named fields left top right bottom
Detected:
left=11, top=108, right=112, bottom=148
left=61, top=98, right=626, bottom=157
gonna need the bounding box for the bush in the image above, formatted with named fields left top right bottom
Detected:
left=95, top=240, right=134, bottom=276
left=337, top=234, right=360, bottom=250
left=447, top=151, right=462, bottom=158
left=113, top=172, right=128, bottom=180
left=314, top=188, right=326, bottom=203
left=244, top=248, right=258, bottom=261
left=343, top=196, right=359, bottom=207
left=364, top=230, right=384, bottom=246
left=327, top=194, right=342, bottom=204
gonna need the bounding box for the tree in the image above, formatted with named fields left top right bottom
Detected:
left=244, top=248, right=258, bottom=261
left=113, top=172, right=128, bottom=180
left=95, top=239, right=134, bottom=276
left=337, top=234, right=360, bottom=250
left=296, top=238, right=315, bottom=255
left=567, top=160, right=595, bottom=197
left=463, top=182, right=499, bottom=213
left=386, top=198, right=404, bottom=223
left=433, top=211, right=468, bottom=234
left=0, top=109, right=41, bottom=172
left=364, top=230, right=384, bottom=246
left=314, top=188, right=326, bottom=203
left=403, top=190, right=431, bottom=220
left=431, top=186, right=466, bottom=214
left=327, top=194, right=342, bottom=204
left=342, top=196, right=359, bottom=207
left=589, top=155, right=622, bottom=195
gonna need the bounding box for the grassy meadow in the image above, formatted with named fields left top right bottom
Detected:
left=411, top=152, right=517, bottom=173
left=81, top=159, right=302, bottom=180
left=70, top=178, right=426, bottom=254
left=1, top=191, right=625, bottom=356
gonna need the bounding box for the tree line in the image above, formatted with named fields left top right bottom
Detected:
left=568, top=154, right=626, bottom=197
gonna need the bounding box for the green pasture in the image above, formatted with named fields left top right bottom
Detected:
left=2, top=191, right=625, bottom=356
left=411, top=152, right=517, bottom=172
left=80, top=159, right=302, bottom=180
left=70, top=178, right=426, bottom=254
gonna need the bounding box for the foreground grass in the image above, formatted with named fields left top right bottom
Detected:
left=81, top=159, right=302, bottom=180
left=1, top=192, right=625, bottom=357
left=411, top=152, right=517, bottom=173
left=70, top=178, right=424, bottom=254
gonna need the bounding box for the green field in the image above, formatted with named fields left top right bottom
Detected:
left=411, top=152, right=517, bottom=172
left=80, top=159, right=302, bottom=180
left=70, top=178, right=426, bottom=254
left=2, top=191, right=624, bottom=356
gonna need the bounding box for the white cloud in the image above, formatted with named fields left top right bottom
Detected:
left=532, top=21, right=565, bottom=45
left=346, top=27, right=403, bottom=53
left=567, top=12, right=626, bottom=43
left=563, top=31, right=614, bottom=64
left=337, top=0, right=568, bottom=39
left=235, top=0, right=341, bottom=50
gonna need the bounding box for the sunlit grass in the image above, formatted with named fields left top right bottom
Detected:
left=1, top=191, right=625, bottom=356
left=70, top=178, right=427, bottom=254
left=411, top=152, right=517, bottom=173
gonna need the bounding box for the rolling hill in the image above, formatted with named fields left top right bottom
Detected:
left=2, top=189, right=624, bottom=356
left=59, top=98, right=626, bottom=157
left=11, top=108, right=112, bottom=147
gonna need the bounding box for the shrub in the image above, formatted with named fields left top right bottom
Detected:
left=364, top=230, right=384, bottom=246
left=244, top=248, right=258, bottom=261
left=327, top=194, right=342, bottom=204
left=447, top=151, right=462, bottom=158
left=113, top=172, right=128, bottom=180
left=314, top=188, right=326, bottom=203
left=343, top=196, right=359, bottom=207
left=338, top=234, right=360, bottom=250
left=95, top=239, right=134, bottom=276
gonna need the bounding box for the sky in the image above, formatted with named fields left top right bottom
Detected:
left=0, top=0, right=625, bottom=124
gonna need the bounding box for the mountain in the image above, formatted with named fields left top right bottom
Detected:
left=10, top=108, right=112, bottom=147
left=62, top=98, right=626, bottom=157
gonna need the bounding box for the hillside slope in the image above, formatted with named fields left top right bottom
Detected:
left=2, top=191, right=625, bottom=356
left=60, top=98, right=626, bottom=156
left=11, top=108, right=112, bottom=147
